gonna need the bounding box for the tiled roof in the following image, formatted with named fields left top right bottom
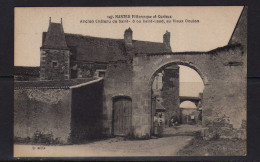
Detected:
left=41, top=23, right=68, bottom=49
left=156, top=100, right=166, bottom=111
left=42, top=27, right=170, bottom=63
left=14, top=66, right=40, bottom=76
left=65, top=34, right=126, bottom=62
left=132, top=40, right=170, bottom=54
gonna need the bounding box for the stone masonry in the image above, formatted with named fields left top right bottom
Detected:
left=161, top=66, right=180, bottom=125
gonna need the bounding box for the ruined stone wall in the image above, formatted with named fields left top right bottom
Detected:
left=202, top=45, right=247, bottom=139
left=103, top=61, right=133, bottom=136
left=40, top=49, right=70, bottom=80
left=14, top=88, right=71, bottom=144
left=70, top=79, right=104, bottom=143
left=132, top=44, right=246, bottom=139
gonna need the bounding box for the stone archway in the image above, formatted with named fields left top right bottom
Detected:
left=130, top=45, right=246, bottom=139
left=148, top=61, right=208, bottom=87
left=148, top=61, right=206, bottom=130
left=132, top=57, right=209, bottom=137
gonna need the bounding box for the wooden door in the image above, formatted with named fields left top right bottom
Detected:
left=113, top=97, right=132, bottom=136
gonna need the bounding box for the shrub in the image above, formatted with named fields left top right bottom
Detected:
left=32, top=131, right=61, bottom=144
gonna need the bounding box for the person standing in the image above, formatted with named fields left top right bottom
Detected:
left=153, top=113, right=159, bottom=136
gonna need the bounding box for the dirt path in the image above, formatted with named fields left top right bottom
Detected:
left=14, top=136, right=193, bottom=157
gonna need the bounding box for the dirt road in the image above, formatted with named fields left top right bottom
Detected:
left=14, top=136, right=193, bottom=157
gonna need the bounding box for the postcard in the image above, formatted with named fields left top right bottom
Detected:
left=14, top=6, right=247, bottom=157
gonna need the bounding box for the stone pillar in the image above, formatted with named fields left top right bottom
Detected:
left=161, top=65, right=180, bottom=125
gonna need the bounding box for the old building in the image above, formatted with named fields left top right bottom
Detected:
left=14, top=7, right=247, bottom=143
left=14, top=17, right=173, bottom=143
left=39, top=18, right=171, bottom=81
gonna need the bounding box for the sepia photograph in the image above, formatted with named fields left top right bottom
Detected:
left=13, top=6, right=247, bottom=157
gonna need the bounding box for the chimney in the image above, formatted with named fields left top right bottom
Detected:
left=61, top=18, right=62, bottom=24
left=49, top=17, right=51, bottom=24
left=163, top=30, right=171, bottom=50
left=124, top=27, right=133, bottom=46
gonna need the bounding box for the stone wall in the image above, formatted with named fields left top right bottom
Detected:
left=40, top=49, right=70, bottom=80
left=14, top=79, right=105, bottom=144
left=14, top=88, right=71, bottom=144
left=103, top=60, right=133, bottom=136
left=132, top=43, right=246, bottom=139
left=70, top=79, right=104, bottom=143
left=161, top=66, right=180, bottom=125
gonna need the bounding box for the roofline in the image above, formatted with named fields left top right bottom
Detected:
left=228, top=6, right=246, bottom=44
left=69, top=78, right=103, bottom=89
left=14, top=78, right=102, bottom=90
left=14, top=66, right=40, bottom=68
left=63, top=32, right=165, bottom=44
left=40, top=46, right=70, bottom=50
left=180, top=96, right=201, bottom=100
left=180, top=107, right=197, bottom=109
left=63, top=32, right=123, bottom=41
left=135, top=43, right=242, bottom=56
left=71, top=60, right=108, bottom=64
left=14, top=86, right=71, bottom=90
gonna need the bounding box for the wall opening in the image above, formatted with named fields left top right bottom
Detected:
left=150, top=62, right=205, bottom=135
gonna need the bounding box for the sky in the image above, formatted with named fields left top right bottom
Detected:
left=15, top=7, right=243, bottom=67
left=14, top=7, right=243, bottom=97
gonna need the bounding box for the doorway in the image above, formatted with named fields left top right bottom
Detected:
left=112, top=96, right=132, bottom=136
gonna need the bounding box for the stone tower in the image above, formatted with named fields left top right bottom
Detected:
left=40, top=18, right=70, bottom=80
left=161, top=65, right=180, bottom=125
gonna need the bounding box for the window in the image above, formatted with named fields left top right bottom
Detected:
left=52, top=61, right=58, bottom=68
left=94, top=69, right=106, bottom=78
left=99, top=71, right=105, bottom=77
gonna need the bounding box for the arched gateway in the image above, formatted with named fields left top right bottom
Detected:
left=103, top=7, right=246, bottom=139
left=130, top=47, right=246, bottom=138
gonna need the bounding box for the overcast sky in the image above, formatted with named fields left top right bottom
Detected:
left=14, top=7, right=243, bottom=97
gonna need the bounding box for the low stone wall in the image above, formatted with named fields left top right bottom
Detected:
left=14, top=88, right=71, bottom=144
left=14, top=78, right=105, bottom=144
left=70, top=79, right=104, bottom=143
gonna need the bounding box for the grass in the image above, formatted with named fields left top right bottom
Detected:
left=177, top=137, right=247, bottom=156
